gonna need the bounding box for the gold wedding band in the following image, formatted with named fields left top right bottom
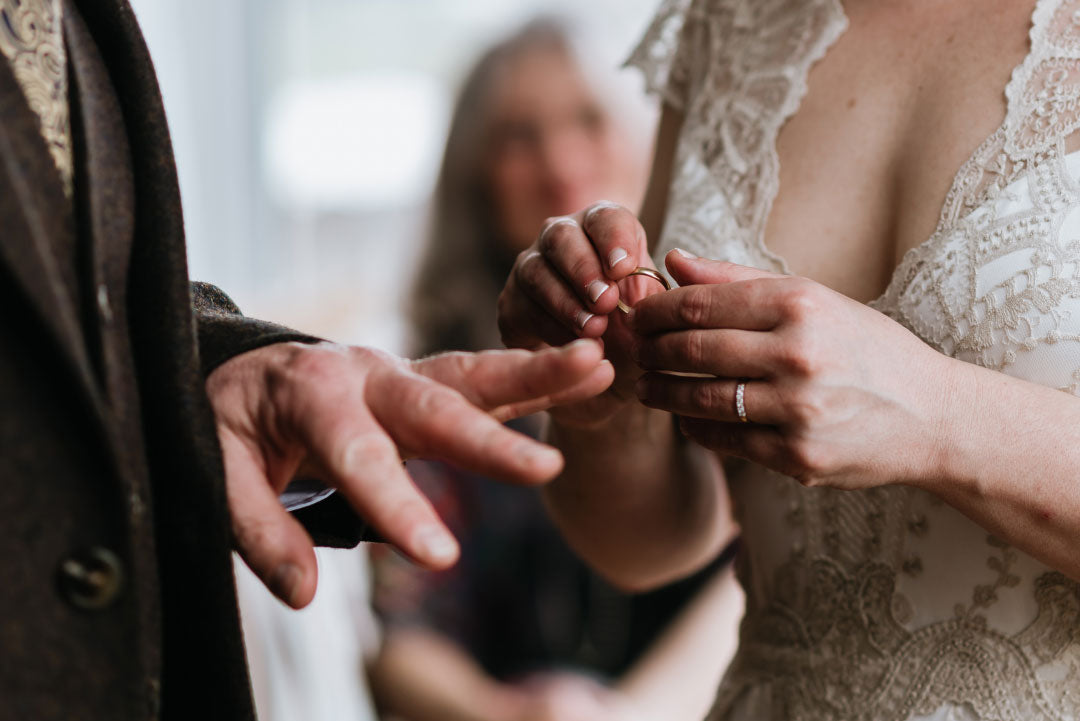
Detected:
left=617, top=267, right=671, bottom=313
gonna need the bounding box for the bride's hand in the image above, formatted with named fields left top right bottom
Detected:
left=631, top=249, right=957, bottom=490
left=497, top=201, right=666, bottom=428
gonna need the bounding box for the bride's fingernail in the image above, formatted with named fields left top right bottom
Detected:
left=608, top=248, right=629, bottom=269
left=673, top=248, right=696, bottom=259
left=575, top=310, right=595, bottom=331
left=587, top=280, right=610, bottom=303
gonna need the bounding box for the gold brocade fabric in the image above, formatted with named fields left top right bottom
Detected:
left=0, top=0, right=72, bottom=197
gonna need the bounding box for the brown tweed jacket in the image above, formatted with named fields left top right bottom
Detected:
left=0, top=0, right=367, bottom=718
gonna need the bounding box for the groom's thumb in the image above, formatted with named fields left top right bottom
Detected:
left=664, top=248, right=780, bottom=286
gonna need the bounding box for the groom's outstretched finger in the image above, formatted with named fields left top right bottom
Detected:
left=489, top=361, right=615, bottom=422
left=411, top=340, right=607, bottom=412
left=296, top=399, right=460, bottom=570
left=370, top=371, right=565, bottom=485
left=221, top=430, right=320, bottom=609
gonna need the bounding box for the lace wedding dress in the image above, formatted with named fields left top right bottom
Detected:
left=628, top=1, right=1080, bottom=719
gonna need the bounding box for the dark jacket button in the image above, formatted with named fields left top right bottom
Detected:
left=57, top=547, right=124, bottom=610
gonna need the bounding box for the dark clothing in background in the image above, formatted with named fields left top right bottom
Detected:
left=376, top=424, right=733, bottom=682
left=0, top=1, right=365, bottom=719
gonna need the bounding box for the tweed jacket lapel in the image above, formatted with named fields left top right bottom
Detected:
left=64, top=0, right=136, bottom=358
left=0, top=50, right=105, bottom=412
left=68, top=0, right=194, bottom=347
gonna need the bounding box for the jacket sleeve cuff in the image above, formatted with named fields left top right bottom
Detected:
left=191, top=281, right=323, bottom=378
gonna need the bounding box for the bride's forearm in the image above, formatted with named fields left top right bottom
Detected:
left=542, top=403, right=735, bottom=591
left=918, top=358, right=1080, bottom=579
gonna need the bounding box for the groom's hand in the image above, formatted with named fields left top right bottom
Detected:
left=206, top=339, right=612, bottom=608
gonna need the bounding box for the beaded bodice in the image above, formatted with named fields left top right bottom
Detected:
left=628, top=1, right=1080, bottom=719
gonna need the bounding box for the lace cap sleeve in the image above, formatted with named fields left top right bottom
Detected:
left=625, top=0, right=702, bottom=111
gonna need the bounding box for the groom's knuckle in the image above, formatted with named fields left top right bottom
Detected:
left=403, top=382, right=452, bottom=421
left=516, top=362, right=547, bottom=397
left=273, top=347, right=345, bottom=406
left=441, top=351, right=476, bottom=384
left=293, top=345, right=346, bottom=383
left=339, top=433, right=391, bottom=474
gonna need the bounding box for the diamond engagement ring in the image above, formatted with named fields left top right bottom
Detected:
left=616, top=267, right=671, bottom=313
left=735, top=380, right=749, bottom=423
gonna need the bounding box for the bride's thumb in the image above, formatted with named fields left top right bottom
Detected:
left=664, top=248, right=779, bottom=286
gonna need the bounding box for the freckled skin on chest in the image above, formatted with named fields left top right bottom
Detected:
left=763, top=0, right=1036, bottom=303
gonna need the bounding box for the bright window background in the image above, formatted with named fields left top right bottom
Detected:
left=128, top=0, right=661, bottom=355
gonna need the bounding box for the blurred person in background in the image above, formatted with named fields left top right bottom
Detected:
left=407, top=18, right=650, bottom=354
left=368, top=20, right=743, bottom=721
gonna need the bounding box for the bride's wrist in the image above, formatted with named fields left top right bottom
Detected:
left=907, top=355, right=983, bottom=495
left=547, top=396, right=635, bottom=431
left=547, top=401, right=670, bottom=450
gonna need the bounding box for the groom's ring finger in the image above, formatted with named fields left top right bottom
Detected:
left=635, top=374, right=781, bottom=424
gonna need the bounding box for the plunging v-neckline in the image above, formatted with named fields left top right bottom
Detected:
left=757, top=0, right=1049, bottom=309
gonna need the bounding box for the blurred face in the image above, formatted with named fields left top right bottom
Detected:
left=483, top=47, right=635, bottom=253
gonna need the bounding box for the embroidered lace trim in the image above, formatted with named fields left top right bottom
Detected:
left=626, top=0, right=848, bottom=272
left=874, top=0, right=1080, bottom=383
